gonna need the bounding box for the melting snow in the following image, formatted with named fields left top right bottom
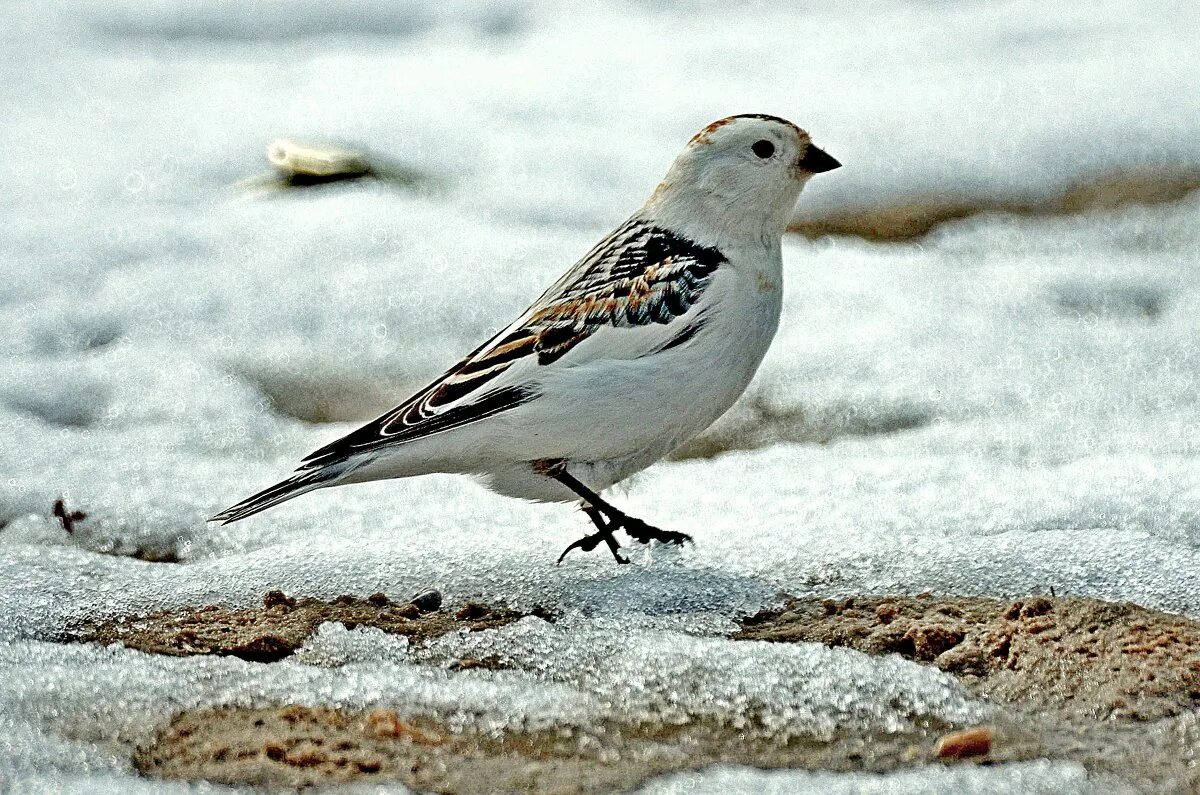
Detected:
left=2, top=0, right=1199, bottom=790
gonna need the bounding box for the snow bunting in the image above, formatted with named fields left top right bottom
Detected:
left=213, top=114, right=840, bottom=563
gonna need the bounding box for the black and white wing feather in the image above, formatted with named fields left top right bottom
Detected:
left=297, top=218, right=726, bottom=470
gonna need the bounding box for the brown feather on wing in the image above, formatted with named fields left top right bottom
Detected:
left=297, top=219, right=726, bottom=469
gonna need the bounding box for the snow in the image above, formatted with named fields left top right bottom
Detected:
left=3, top=0, right=1200, bottom=790
left=0, top=626, right=978, bottom=784
left=426, top=616, right=982, bottom=737
left=638, top=761, right=1101, bottom=795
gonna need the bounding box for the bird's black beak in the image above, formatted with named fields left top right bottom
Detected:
left=799, top=145, right=841, bottom=174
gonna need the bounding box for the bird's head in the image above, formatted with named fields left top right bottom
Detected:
left=646, top=114, right=839, bottom=243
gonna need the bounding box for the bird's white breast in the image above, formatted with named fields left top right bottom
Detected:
left=530, top=246, right=782, bottom=461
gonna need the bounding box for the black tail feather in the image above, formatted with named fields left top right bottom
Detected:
left=209, top=469, right=333, bottom=525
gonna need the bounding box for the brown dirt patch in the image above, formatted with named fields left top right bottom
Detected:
left=123, top=592, right=1200, bottom=791
left=790, top=167, right=1200, bottom=242
left=735, top=594, right=1200, bottom=791
left=72, top=591, right=538, bottom=663
left=736, top=594, right=1200, bottom=721
left=135, top=704, right=949, bottom=793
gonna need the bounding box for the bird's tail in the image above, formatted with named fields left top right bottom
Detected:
left=209, top=468, right=337, bottom=525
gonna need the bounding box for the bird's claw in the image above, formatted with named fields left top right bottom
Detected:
left=555, top=475, right=688, bottom=564
left=621, top=516, right=693, bottom=547
left=557, top=530, right=630, bottom=565
left=558, top=515, right=689, bottom=564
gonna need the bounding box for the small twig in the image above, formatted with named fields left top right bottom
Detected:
left=52, top=498, right=86, bottom=534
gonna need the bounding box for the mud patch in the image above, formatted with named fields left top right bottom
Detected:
left=736, top=594, right=1200, bottom=790
left=72, top=591, right=533, bottom=662
left=737, top=594, right=1200, bottom=720
left=135, top=704, right=944, bottom=793
left=790, top=167, right=1200, bottom=242
left=123, top=593, right=1200, bottom=791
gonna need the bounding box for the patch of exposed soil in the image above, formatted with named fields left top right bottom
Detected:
left=737, top=594, right=1200, bottom=792
left=135, top=704, right=951, bottom=793
left=790, top=167, right=1200, bottom=242
left=73, top=591, right=537, bottom=663
left=736, top=594, right=1200, bottom=720
left=107, top=591, right=1200, bottom=792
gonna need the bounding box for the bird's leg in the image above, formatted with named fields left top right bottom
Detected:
left=534, top=459, right=628, bottom=564
left=556, top=505, right=630, bottom=565
left=541, top=461, right=692, bottom=552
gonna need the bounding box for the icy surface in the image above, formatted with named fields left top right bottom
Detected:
left=2, top=0, right=1200, bottom=790
left=422, top=616, right=983, bottom=739
left=293, top=621, right=412, bottom=668
left=639, top=761, right=1102, bottom=795
left=0, top=638, right=591, bottom=782
left=0, top=624, right=981, bottom=782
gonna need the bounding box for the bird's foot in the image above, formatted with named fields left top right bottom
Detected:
left=552, top=499, right=686, bottom=566
left=557, top=530, right=630, bottom=565
left=620, top=515, right=692, bottom=547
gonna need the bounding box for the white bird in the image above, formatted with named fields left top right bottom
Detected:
left=213, top=114, right=840, bottom=563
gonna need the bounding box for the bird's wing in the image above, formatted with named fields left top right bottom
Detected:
left=297, top=217, right=727, bottom=470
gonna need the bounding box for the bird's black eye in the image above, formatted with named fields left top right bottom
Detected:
left=751, top=139, right=775, bottom=159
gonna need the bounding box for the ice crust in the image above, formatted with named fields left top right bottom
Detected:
left=638, top=761, right=1103, bottom=795
left=424, top=616, right=984, bottom=738
left=0, top=621, right=981, bottom=782
left=3, top=0, right=1200, bottom=791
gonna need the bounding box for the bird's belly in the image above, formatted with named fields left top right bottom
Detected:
left=510, top=293, right=781, bottom=464
left=362, top=281, right=782, bottom=500
left=478, top=318, right=777, bottom=502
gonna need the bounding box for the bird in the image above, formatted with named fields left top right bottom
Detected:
left=212, top=114, right=840, bottom=563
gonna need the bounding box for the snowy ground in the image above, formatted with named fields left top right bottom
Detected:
left=2, top=0, right=1200, bottom=792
